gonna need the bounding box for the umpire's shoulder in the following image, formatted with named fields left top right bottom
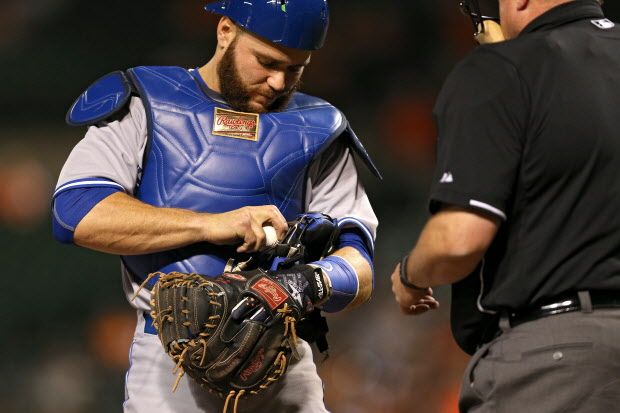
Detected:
left=456, top=41, right=523, bottom=79
left=436, top=43, right=524, bottom=111
left=467, top=31, right=555, bottom=75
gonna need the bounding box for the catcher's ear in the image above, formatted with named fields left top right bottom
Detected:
left=216, top=17, right=239, bottom=51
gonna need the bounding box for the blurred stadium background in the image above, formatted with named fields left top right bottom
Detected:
left=1, top=1, right=618, bottom=412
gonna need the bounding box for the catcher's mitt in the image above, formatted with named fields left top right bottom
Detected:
left=148, top=266, right=327, bottom=410
left=146, top=213, right=338, bottom=411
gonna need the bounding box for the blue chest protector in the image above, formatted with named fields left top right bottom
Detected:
left=75, top=66, right=348, bottom=282
left=67, top=67, right=380, bottom=285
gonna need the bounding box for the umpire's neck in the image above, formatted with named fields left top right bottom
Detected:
left=499, top=0, right=584, bottom=39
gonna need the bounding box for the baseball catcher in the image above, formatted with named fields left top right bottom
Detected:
left=145, top=213, right=338, bottom=411
left=53, top=1, right=380, bottom=411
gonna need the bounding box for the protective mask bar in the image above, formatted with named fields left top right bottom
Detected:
left=459, top=0, right=505, bottom=44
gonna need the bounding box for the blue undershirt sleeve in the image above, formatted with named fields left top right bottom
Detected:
left=52, top=184, right=122, bottom=244
left=335, top=226, right=374, bottom=264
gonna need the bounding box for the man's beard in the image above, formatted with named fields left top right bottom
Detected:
left=217, top=41, right=298, bottom=113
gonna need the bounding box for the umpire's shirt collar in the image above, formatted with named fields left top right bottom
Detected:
left=520, top=0, right=605, bottom=35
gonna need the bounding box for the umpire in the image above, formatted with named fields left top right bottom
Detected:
left=390, top=0, right=620, bottom=411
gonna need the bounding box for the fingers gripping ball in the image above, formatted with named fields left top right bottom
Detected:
left=148, top=270, right=303, bottom=410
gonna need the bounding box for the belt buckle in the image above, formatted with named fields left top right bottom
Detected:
left=509, top=295, right=581, bottom=327
left=539, top=298, right=581, bottom=316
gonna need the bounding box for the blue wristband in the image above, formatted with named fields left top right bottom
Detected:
left=312, top=255, right=359, bottom=313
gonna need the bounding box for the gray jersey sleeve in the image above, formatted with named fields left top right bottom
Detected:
left=55, top=97, right=148, bottom=196
left=305, top=138, right=378, bottom=246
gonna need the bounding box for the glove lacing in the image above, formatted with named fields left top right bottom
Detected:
left=221, top=350, right=290, bottom=413
left=139, top=272, right=223, bottom=392
left=221, top=304, right=299, bottom=413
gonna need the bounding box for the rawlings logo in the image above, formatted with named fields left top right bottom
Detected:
left=216, top=116, right=257, bottom=129
left=239, top=347, right=265, bottom=382
left=223, top=273, right=247, bottom=282
left=212, top=107, right=259, bottom=141
left=251, top=277, right=289, bottom=310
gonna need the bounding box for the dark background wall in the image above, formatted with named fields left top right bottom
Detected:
left=1, top=1, right=618, bottom=412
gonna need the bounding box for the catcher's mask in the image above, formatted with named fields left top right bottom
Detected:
left=459, top=0, right=500, bottom=37
left=205, top=0, right=329, bottom=50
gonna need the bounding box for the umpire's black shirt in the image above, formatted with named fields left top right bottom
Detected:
left=430, top=0, right=620, bottom=352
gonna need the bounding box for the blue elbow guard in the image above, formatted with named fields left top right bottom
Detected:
left=312, top=255, right=359, bottom=313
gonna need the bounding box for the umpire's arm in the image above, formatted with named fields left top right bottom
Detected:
left=402, top=206, right=499, bottom=287
left=391, top=207, right=499, bottom=314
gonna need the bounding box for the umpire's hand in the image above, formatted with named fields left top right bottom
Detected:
left=390, top=262, right=440, bottom=315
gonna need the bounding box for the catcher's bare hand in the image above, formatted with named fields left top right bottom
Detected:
left=202, top=205, right=287, bottom=253
left=390, top=263, right=440, bottom=315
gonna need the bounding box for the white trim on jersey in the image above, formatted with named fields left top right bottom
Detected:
left=54, top=179, right=125, bottom=197
left=476, top=258, right=497, bottom=315
left=469, top=199, right=507, bottom=220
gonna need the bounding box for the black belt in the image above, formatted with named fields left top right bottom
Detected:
left=509, top=290, right=620, bottom=327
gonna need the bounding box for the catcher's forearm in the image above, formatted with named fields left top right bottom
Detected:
left=74, top=192, right=211, bottom=255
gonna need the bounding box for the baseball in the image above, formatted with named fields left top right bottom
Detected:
left=263, top=225, right=278, bottom=247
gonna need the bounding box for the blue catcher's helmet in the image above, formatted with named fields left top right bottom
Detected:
left=205, top=0, right=329, bottom=50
